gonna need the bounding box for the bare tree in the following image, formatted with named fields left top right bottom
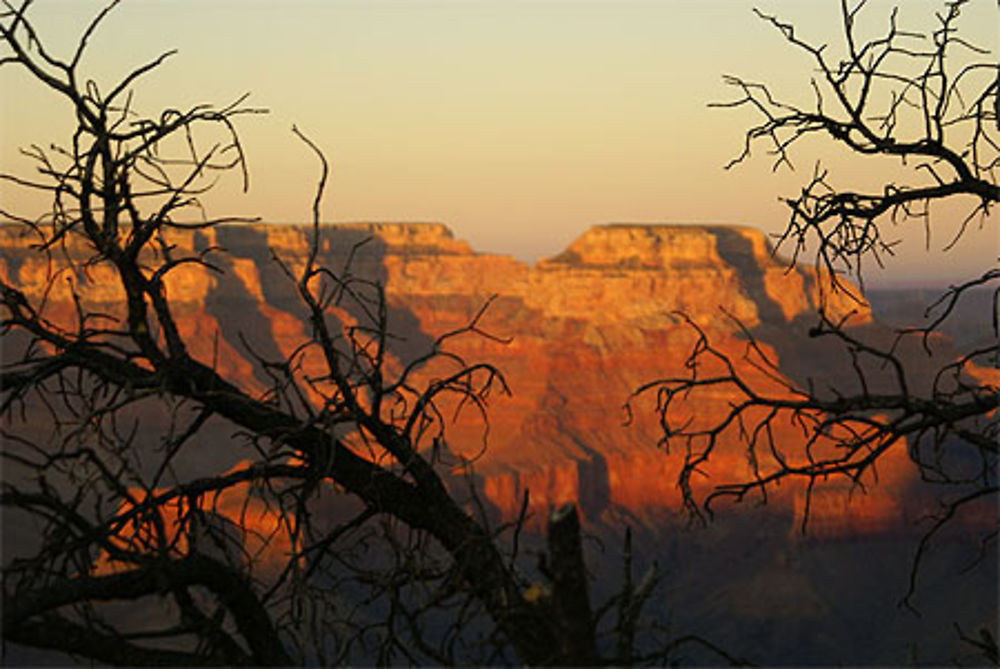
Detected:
left=634, top=0, right=998, bottom=619
left=0, top=1, right=706, bottom=665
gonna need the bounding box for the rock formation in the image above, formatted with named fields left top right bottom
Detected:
left=5, top=220, right=997, bottom=666
left=0, top=222, right=980, bottom=538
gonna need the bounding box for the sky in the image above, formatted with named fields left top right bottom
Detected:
left=1, top=0, right=997, bottom=287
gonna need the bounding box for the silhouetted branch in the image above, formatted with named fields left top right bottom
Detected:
left=638, top=0, right=998, bottom=604
left=0, top=4, right=567, bottom=664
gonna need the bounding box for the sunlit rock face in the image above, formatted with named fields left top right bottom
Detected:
left=4, top=221, right=995, bottom=667
left=0, top=221, right=971, bottom=538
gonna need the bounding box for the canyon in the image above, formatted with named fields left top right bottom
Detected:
left=2, top=221, right=996, bottom=664
left=0, top=222, right=985, bottom=535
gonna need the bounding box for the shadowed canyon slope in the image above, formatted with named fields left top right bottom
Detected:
left=2, top=221, right=976, bottom=538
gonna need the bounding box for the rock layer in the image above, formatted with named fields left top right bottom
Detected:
left=0, top=222, right=972, bottom=537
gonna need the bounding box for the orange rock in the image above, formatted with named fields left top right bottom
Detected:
left=92, top=460, right=297, bottom=575
left=4, top=221, right=973, bottom=541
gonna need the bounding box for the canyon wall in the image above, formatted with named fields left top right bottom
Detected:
left=0, top=222, right=973, bottom=538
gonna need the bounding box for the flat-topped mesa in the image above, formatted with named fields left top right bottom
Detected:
left=201, top=222, right=473, bottom=257
left=542, top=223, right=757, bottom=269
left=530, top=223, right=870, bottom=327
left=0, top=221, right=466, bottom=264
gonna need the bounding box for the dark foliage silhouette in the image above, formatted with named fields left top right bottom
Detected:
left=634, top=0, right=998, bottom=632
left=0, top=1, right=709, bottom=664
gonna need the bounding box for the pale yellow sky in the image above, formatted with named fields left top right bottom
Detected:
left=2, top=0, right=997, bottom=286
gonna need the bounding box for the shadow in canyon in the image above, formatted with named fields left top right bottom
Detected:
left=3, top=224, right=996, bottom=665
left=701, top=227, right=997, bottom=663
left=209, top=225, right=436, bottom=384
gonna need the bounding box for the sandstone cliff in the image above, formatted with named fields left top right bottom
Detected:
left=0, top=221, right=966, bottom=538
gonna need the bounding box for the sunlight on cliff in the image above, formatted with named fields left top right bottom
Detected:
left=92, top=460, right=297, bottom=576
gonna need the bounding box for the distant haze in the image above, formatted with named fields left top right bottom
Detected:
left=1, top=0, right=996, bottom=287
